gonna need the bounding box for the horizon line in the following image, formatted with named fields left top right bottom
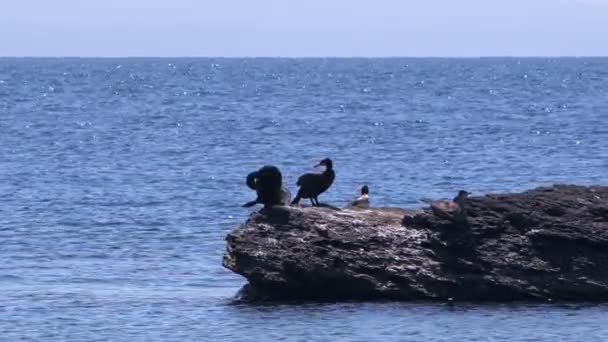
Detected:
left=2, top=55, right=608, bottom=59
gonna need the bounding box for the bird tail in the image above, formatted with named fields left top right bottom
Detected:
left=291, top=195, right=300, bottom=205
left=242, top=200, right=258, bottom=208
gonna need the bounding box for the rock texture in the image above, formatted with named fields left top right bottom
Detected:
left=223, top=185, right=608, bottom=302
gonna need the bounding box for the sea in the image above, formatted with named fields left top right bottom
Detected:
left=1, top=58, right=607, bottom=341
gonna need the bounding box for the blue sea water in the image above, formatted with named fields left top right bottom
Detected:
left=1, top=58, right=607, bottom=341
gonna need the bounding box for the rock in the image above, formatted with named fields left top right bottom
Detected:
left=223, top=185, right=608, bottom=302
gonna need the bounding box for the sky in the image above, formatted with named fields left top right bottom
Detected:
left=1, top=0, right=608, bottom=57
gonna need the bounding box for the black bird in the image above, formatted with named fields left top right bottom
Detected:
left=242, top=165, right=285, bottom=208
left=291, top=158, right=335, bottom=206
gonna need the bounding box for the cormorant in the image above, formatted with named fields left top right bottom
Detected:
left=430, top=190, right=469, bottom=223
left=349, top=185, right=369, bottom=208
left=242, top=165, right=285, bottom=208
left=291, top=158, right=335, bottom=206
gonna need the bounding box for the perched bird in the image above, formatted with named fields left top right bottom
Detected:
left=242, top=165, right=285, bottom=208
left=349, top=185, right=370, bottom=208
left=291, top=158, right=335, bottom=206
left=430, top=190, right=470, bottom=223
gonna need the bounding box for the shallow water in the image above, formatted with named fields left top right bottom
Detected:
left=1, top=58, right=607, bottom=340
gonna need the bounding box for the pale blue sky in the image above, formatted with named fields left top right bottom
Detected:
left=1, top=0, right=607, bottom=57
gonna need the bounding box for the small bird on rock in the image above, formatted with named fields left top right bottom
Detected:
left=431, top=190, right=470, bottom=223
left=349, top=185, right=369, bottom=208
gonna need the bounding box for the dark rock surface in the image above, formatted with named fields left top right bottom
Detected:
left=223, top=185, right=608, bottom=302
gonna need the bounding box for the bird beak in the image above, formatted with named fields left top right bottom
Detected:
left=314, top=163, right=322, bottom=168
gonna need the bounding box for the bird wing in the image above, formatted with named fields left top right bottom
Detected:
left=296, top=173, right=317, bottom=187
left=350, top=196, right=369, bottom=208
left=430, top=201, right=461, bottom=220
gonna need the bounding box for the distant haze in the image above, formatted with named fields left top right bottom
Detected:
left=1, top=0, right=608, bottom=57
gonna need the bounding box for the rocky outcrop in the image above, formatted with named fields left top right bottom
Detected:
left=223, top=185, right=608, bottom=302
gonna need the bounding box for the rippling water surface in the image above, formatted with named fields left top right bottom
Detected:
left=1, top=58, right=607, bottom=340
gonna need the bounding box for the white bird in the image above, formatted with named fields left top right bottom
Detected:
left=350, top=185, right=370, bottom=208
